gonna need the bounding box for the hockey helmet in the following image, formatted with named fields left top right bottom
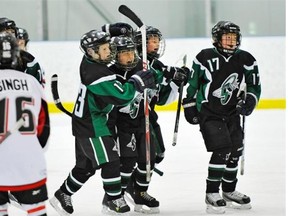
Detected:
left=0, top=32, right=20, bottom=69
left=133, top=25, right=165, bottom=59
left=111, top=36, right=139, bottom=70
left=212, top=21, right=241, bottom=55
left=0, top=17, right=17, bottom=37
left=80, top=30, right=116, bottom=63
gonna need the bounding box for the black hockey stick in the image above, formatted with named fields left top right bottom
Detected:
left=172, top=54, right=187, bottom=146
left=51, top=74, right=72, bottom=117
left=0, top=117, right=25, bottom=144
left=50, top=74, right=164, bottom=176
left=118, top=5, right=152, bottom=182
left=237, top=79, right=247, bottom=175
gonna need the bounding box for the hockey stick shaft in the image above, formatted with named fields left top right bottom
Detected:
left=238, top=80, right=247, bottom=175
left=0, top=117, right=25, bottom=144
left=240, top=115, right=246, bottom=175
left=172, top=54, right=187, bottom=146
left=51, top=74, right=72, bottom=117
left=119, top=5, right=151, bottom=182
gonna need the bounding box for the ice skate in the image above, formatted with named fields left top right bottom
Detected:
left=205, top=193, right=226, bottom=214
left=49, top=189, right=73, bottom=216
left=125, top=189, right=160, bottom=214
left=222, top=191, right=252, bottom=210
left=102, top=194, right=130, bottom=215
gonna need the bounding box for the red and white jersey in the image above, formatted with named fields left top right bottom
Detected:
left=0, top=69, right=47, bottom=191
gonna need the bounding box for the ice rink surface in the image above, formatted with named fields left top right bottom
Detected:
left=8, top=110, right=285, bottom=215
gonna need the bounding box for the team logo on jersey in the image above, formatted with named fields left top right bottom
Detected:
left=126, top=133, right=136, bottom=151
left=32, top=189, right=41, bottom=195
left=213, top=73, right=239, bottom=105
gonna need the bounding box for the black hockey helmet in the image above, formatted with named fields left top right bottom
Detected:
left=0, top=32, right=20, bottom=69
left=133, top=25, right=165, bottom=59
left=212, top=21, right=241, bottom=55
left=16, top=27, right=29, bottom=45
left=111, top=36, right=139, bottom=70
left=0, top=17, right=17, bottom=37
left=80, top=30, right=116, bottom=63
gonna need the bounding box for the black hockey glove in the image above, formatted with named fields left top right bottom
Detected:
left=182, top=98, right=199, bottom=125
left=155, top=152, right=165, bottom=164
left=236, top=94, right=256, bottom=116
left=163, top=66, right=189, bottom=86
left=101, top=22, right=133, bottom=37
left=128, top=70, right=156, bottom=93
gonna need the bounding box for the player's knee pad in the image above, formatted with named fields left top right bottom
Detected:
left=120, top=157, right=137, bottom=173
left=210, top=148, right=231, bottom=164
left=101, top=159, right=120, bottom=179
left=71, top=166, right=96, bottom=182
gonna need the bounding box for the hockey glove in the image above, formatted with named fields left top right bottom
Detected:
left=163, top=66, right=189, bottom=86
left=128, top=70, right=156, bottom=93
left=182, top=98, right=199, bottom=125
left=236, top=94, right=256, bottom=116
left=101, top=22, right=133, bottom=37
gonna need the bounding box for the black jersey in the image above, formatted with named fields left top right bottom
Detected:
left=16, top=50, right=45, bottom=87
left=186, top=47, right=261, bottom=116
left=72, top=56, right=140, bottom=138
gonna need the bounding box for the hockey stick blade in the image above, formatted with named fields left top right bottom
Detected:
left=154, top=167, right=164, bottom=176
left=51, top=74, right=72, bottom=117
left=118, top=5, right=144, bottom=28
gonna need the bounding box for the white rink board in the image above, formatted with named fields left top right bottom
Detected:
left=28, top=37, right=285, bottom=103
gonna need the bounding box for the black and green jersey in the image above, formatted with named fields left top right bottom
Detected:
left=185, top=47, right=261, bottom=116
left=16, top=50, right=46, bottom=87
left=72, top=56, right=140, bottom=138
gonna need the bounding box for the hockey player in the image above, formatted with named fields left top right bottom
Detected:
left=182, top=21, right=261, bottom=214
left=0, top=33, right=50, bottom=216
left=49, top=29, right=156, bottom=215
left=127, top=25, right=189, bottom=213
left=0, top=17, right=45, bottom=87
left=16, top=27, right=29, bottom=51
left=102, top=24, right=189, bottom=213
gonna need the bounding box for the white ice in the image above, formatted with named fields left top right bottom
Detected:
left=8, top=110, right=285, bottom=216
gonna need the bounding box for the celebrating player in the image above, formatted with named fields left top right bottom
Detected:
left=49, top=29, right=156, bottom=215
left=182, top=21, right=261, bottom=214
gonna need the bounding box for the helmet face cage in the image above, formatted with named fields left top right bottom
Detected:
left=0, top=18, right=17, bottom=37
left=80, top=30, right=116, bottom=63
left=0, top=32, right=19, bottom=69
left=112, top=36, right=139, bottom=70
left=133, top=26, right=166, bottom=59
left=212, top=21, right=241, bottom=55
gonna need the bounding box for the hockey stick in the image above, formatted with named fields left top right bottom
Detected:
left=237, top=80, right=247, bottom=175
left=119, top=5, right=151, bottom=182
left=0, top=117, right=25, bottom=144
left=51, top=74, right=72, bottom=117
left=172, top=54, right=187, bottom=146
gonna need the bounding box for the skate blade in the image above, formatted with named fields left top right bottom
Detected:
left=206, top=204, right=225, bottom=214
left=49, top=197, right=71, bottom=216
left=101, top=205, right=131, bottom=215
left=134, top=205, right=160, bottom=214
left=226, top=201, right=252, bottom=210
left=124, top=192, right=160, bottom=214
